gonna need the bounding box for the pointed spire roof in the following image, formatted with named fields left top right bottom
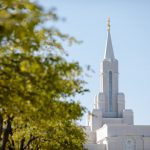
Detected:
left=104, top=17, right=115, bottom=59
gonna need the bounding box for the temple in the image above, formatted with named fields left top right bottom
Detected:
left=84, top=18, right=150, bottom=150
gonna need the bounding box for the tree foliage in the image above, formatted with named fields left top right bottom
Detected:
left=0, top=0, right=87, bottom=149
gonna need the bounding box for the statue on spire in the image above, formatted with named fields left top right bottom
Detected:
left=107, top=17, right=111, bottom=31
left=104, top=17, right=114, bottom=59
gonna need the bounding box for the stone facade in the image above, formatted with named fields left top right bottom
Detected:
left=84, top=19, right=150, bottom=150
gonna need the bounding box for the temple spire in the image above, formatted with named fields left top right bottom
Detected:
left=104, top=17, right=114, bottom=59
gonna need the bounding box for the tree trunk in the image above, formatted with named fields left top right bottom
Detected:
left=1, top=115, right=13, bottom=150
left=0, top=114, right=3, bottom=140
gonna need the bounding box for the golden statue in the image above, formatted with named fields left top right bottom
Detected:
left=107, top=17, right=110, bottom=31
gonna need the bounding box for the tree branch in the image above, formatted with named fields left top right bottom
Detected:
left=23, top=135, right=39, bottom=150
left=20, top=137, right=25, bottom=150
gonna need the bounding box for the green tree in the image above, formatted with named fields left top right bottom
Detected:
left=0, top=0, right=87, bottom=149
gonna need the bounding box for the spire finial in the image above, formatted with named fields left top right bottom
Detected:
left=107, top=17, right=110, bottom=31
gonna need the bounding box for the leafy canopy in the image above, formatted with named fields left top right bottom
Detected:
left=0, top=0, right=87, bottom=149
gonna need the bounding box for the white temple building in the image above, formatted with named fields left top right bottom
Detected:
left=84, top=18, right=150, bottom=150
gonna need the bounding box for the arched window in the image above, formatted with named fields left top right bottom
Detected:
left=109, top=71, right=112, bottom=111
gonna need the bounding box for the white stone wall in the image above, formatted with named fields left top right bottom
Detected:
left=106, top=137, right=123, bottom=150
left=91, top=109, right=102, bottom=131
left=97, top=92, right=105, bottom=112
left=143, top=137, right=150, bottom=150
left=106, top=124, right=150, bottom=137
left=84, top=144, right=105, bottom=150
left=85, top=135, right=150, bottom=150
left=86, top=131, right=96, bottom=144
left=96, top=125, right=108, bottom=142
left=123, top=109, right=134, bottom=125
left=102, top=118, right=123, bottom=125
left=117, top=93, right=125, bottom=117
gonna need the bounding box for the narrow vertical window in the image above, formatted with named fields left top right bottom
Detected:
left=109, top=71, right=112, bottom=111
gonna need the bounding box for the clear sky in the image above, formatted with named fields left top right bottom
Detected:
left=39, top=0, right=150, bottom=125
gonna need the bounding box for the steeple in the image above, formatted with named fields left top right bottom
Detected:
left=99, top=18, right=119, bottom=115
left=104, top=17, right=114, bottom=59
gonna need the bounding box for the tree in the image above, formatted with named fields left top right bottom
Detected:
left=0, top=0, right=87, bottom=149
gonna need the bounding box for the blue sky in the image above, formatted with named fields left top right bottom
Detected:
left=39, top=0, right=150, bottom=125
